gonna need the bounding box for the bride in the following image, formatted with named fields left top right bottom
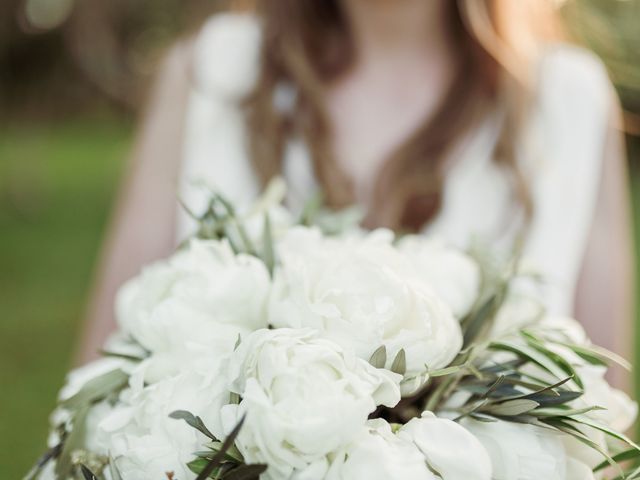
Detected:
left=80, top=0, right=634, bottom=386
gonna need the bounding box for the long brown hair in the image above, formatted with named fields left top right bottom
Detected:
left=241, top=0, right=564, bottom=231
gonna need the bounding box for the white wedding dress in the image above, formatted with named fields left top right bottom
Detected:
left=177, top=13, right=612, bottom=317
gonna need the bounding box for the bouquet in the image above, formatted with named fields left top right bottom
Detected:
left=28, top=182, right=638, bottom=480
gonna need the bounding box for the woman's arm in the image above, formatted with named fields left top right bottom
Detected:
left=574, top=104, right=635, bottom=392
left=76, top=42, right=193, bottom=363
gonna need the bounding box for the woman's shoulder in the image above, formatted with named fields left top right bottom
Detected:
left=535, top=43, right=613, bottom=119
left=190, top=11, right=262, bottom=100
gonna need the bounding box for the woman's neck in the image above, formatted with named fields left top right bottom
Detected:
left=341, top=0, right=452, bottom=62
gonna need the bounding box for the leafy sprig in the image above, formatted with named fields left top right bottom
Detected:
left=170, top=410, right=267, bottom=480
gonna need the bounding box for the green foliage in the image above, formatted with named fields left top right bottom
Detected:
left=369, top=346, right=387, bottom=369
left=174, top=413, right=268, bottom=480
left=390, top=349, right=407, bottom=376
left=80, top=465, right=98, bottom=480
left=169, top=410, right=218, bottom=441
left=0, top=119, right=130, bottom=478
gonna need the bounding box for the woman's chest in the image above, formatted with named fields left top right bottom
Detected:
left=325, top=62, right=452, bottom=202
left=178, top=91, right=516, bottom=248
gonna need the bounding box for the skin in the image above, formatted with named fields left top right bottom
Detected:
left=327, top=0, right=454, bottom=202
left=78, top=0, right=634, bottom=391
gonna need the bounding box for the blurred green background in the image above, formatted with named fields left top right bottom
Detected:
left=0, top=0, right=639, bottom=477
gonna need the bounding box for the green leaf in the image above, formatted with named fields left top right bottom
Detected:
left=530, top=405, right=605, bottom=418
left=55, top=406, right=90, bottom=478
left=24, top=443, right=62, bottom=480
left=428, top=365, right=462, bottom=377
left=557, top=342, right=632, bottom=371
left=169, top=410, right=218, bottom=441
left=196, top=415, right=247, bottom=480
left=568, top=415, right=640, bottom=451
left=542, top=418, right=622, bottom=475
left=493, top=376, right=577, bottom=406
left=425, top=460, right=443, bottom=479
left=262, top=214, right=275, bottom=277
left=192, top=449, right=241, bottom=464
left=80, top=465, right=98, bottom=480
left=484, top=399, right=540, bottom=416
left=61, top=368, right=129, bottom=410
left=188, top=457, right=210, bottom=473
left=619, top=465, right=640, bottom=480
left=369, top=346, right=387, bottom=369
left=390, top=349, right=407, bottom=376
left=480, top=359, right=526, bottom=375
left=188, top=459, right=235, bottom=479
left=462, top=285, right=506, bottom=347
left=520, top=333, right=584, bottom=390
left=482, top=376, right=507, bottom=399
left=459, top=383, right=521, bottom=398
left=468, top=412, right=499, bottom=423
left=453, top=398, right=491, bottom=422
left=99, top=350, right=145, bottom=362
left=516, top=376, right=570, bottom=398
left=489, top=341, right=577, bottom=389
left=223, top=464, right=269, bottom=480
left=215, top=194, right=257, bottom=257
left=108, top=458, right=125, bottom=480
left=494, top=375, right=548, bottom=392
left=615, top=464, right=640, bottom=480
left=593, top=448, right=640, bottom=472
left=299, top=191, right=324, bottom=226
left=200, top=442, right=244, bottom=463
left=527, top=390, right=582, bottom=407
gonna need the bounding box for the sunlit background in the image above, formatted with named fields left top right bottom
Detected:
left=1, top=0, right=639, bottom=476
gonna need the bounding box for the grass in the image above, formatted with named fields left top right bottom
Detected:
left=0, top=118, right=130, bottom=476
left=0, top=119, right=638, bottom=478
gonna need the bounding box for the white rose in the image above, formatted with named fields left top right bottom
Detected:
left=116, top=239, right=271, bottom=382
left=221, top=328, right=402, bottom=480
left=398, top=412, right=492, bottom=480
left=398, top=236, right=480, bottom=319
left=326, top=419, right=435, bottom=480
left=463, top=419, right=595, bottom=480
left=269, top=227, right=462, bottom=382
left=99, top=371, right=228, bottom=480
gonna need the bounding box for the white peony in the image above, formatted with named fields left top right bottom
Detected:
left=578, top=363, right=638, bottom=433
left=326, top=419, right=436, bottom=480
left=398, top=412, right=492, bottom=480
left=116, top=238, right=271, bottom=383
left=463, top=418, right=596, bottom=480
left=269, top=227, right=462, bottom=383
left=398, top=236, right=480, bottom=319
left=97, top=370, right=229, bottom=480
left=221, top=328, right=402, bottom=480
left=525, top=316, right=637, bottom=433
left=489, top=293, right=545, bottom=339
